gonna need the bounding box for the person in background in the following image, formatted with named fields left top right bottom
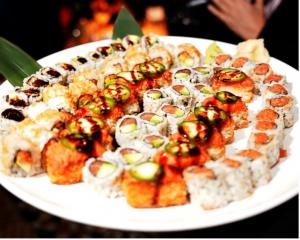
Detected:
left=165, top=0, right=298, bottom=68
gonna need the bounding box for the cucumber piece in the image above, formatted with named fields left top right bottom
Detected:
left=130, top=162, right=161, bottom=181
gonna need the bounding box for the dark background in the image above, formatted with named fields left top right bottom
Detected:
left=0, top=0, right=298, bottom=237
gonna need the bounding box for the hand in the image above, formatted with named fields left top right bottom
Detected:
left=208, top=0, right=266, bottom=40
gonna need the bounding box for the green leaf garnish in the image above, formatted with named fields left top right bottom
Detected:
left=112, top=6, right=143, bottom=40
left=0, top=37, right=41, bottom=86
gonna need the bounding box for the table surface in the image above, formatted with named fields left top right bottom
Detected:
left=0, top=186, right=298, bottom=238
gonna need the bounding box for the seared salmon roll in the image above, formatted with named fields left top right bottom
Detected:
left=122, top=161, right=162, bottom=208
left=265, top=95, right=294, bottom=128
left=237, top=149, right=272, bottom=187
left=42, top=135, right=91, bottom=184
left=143, top=89, right=172, bottom=112
left=211, top=68, right=254, bottom=103
left=83, top=155, right=124, bottom=198
left=164, top=84, right=194, bottom=110
left=174, top=43, right=202, bottom=68
left=206, top=157, right=253, bottom=201
left=212, top=54, right=232, bottom=68
left=183, top=166, right=230, bottom=210
left=157, top=165, right=188, bottom=207
left=231, top=57, right=255, bottom=75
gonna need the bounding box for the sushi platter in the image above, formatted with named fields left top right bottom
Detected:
left=0, top=36, right=298, bottom=231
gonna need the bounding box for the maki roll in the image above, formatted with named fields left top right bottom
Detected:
left=148, top=45, right=173, bottom=70
left=71, top=56, right=90, bottom=73
left=262, top=73, right=287, bottom=87
left=16, top=86, right=42, bottom=103
left=250, top=63, right=272, bottom=95
left=191, top=84, right=215, bottom=106
left=24, top=74, right=49, bottom=88
left=237, top=149, right=272, bottom=187
left=139, top=134, right=168, bottom=156
left=143, top=89, right=172, bottom=112
left=206, top=157, right=253, bottom=201
left=96, top=45, right=114, bottom=58
left=87, top=51, right=103, bottom=69
left=231, top=57, right=255, bottom=75
left=183, top=166, right=230, bottom=210
left=157, top=104, right=189, bottom=135
left=265, top=95, right=294, bottom=128
left=164, top=84, right=194, bottom=110
left=4, top=90, right=29, bottom=109
left=174, top=43, right=202, bottom=68
left=83, top=156, right=123, bottom=198
left=124, top=45, right=149, bottom=70
left=138, top=112, right=168, bottom=136
left=193, top=66, right=214, bottom=84
left=37, top=67, right=64, bottom=84
left=141, top=34, right=161, bottom=49
left=55, top=62, right=76, bottom=80
left=42, top=134, right=91, bottom=184
left=117, top=146, right=150, bottom=167
left=212, top=54, right=232, bottom=68
left=122, top=161, right=161, bottom=208
left=211, top=68, right=254, bottom=103
left=122, top=35, right=141, bottom=49
left=115, top=115, right=146, bottom=146
left=172, top=68, right=196, bottom=87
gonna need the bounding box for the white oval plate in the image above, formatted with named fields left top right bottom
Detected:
left=0, top=37, right=298, bottom=232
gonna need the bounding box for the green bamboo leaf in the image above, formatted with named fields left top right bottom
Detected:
left=113, top=6, right=143, bottom=40
left=0, top=37, right=42, bottom=86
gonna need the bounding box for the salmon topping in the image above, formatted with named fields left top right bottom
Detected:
left=232, top=57, right=248, bottom=68
left=279, top=148, right=288, bottom=158
left=254, top=63, right=270, bottom=75
left=254, top=132, right=273, bottom=145
left=191, top=167, right=215, bottom=179
left=256, top=121, right=277, bottom=130
left=256, top=109, right=279, bottom=121
left=269, top=96, right=292, bottom=107
left=263, top=74, right=283, bottom=84
left=267, top=84, right=288, bottom=95
left=237, top=149, right=262, bottom=159
left=224, top=158, right=241, bottom=168
left=215, top=54, right=231, bottom=65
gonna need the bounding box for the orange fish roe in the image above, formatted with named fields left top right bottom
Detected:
left=215, top=54, right=231, bottom=65
left=256, top=121, right=277, bottom=130
left=267, top=84, right=288, bottom=95
left=224, top=158, right=241, bottom=168
left=254, top=132, right=273, bottom=145
left=254, top=63, right=270, bottom=75
left=237, top=149, right=262, bottom=159
left=269, top=96, right=292, bottom=107
left=256, top=109, right=279, bottom=121
left=232, top=57, right=248, bottom=68
left=263, top=73, right=283, bottom=84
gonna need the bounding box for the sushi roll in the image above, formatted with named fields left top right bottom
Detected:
left=230, top=57, right=255, bottom=75
left=96, top=45, right=114, bottom=58
left=124, top=45, right=150, bottom=70
left=138, top=112, right=168, bottom=136
left=164, top=84, right=194, bottom=110
left=141, top=34, right=161, bottom=49
left=191, top=84, right=215, bottom=106
left=183, top=166, right=230, bottom=210
left=122, top=161, right=162, bottom=208
left=117, top=146, right=150, bottom=167
left=157, top=104, right=189, bottom=135
left=212, top=54, right=232, bottom=68
left=4, top=90, right=29, bottom=109
left=100, top=55, right=128, bottom=76
left=193, top=66, right=214, bottom=84
left=250, top=63, right=272, bottom=95
left=115, top=115, right=146, bottom=146
left=139, top=134, right=168, bottom=156
left=148, top=44, right=173, bottom=69
left=174, top=43, right=202, bottom=68
left=87, top=51, right=103, bottom=69
left=24, top=74, right=49, bottom=88
left=143, top=89, right=172, bottom=112
left=265, top=95, right=294, bottom=128
left=110, top=42, right=126, bottom=53
left=71, top=56, right=91, bottom=73
left=206, top=157, right=253, bottom=201
left=256, top=108, right=284, bottom=131
left=211, top=68, right=255, bottom=103
left=83, top=156, right=123, bottom=198
left=42, top=134, right=91, bottom=184
left=122, top=35, right=141, bottom=49
left=55, top=62, right=77, bottom=79
left=156, top=165, right=188, bottom=207
left=237, top=149, right=272, bottom=187
left=37, top=66, right=64, bottom=84
left=262, top=73, right=287, bottom=87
